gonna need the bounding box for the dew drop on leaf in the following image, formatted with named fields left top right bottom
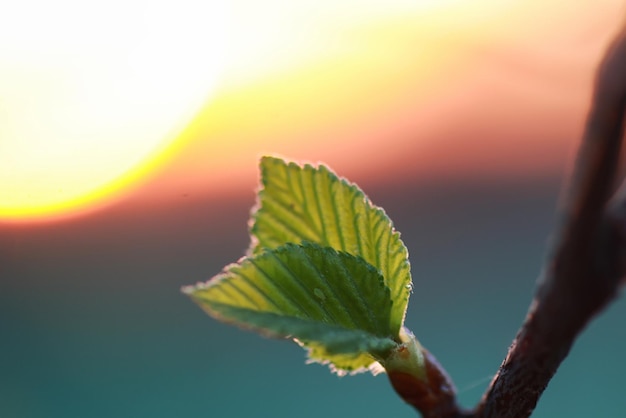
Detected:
left=314, top=288, right=326, bottom=301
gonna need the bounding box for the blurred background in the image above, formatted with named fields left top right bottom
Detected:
left=2, top=1, right=626, bottom=417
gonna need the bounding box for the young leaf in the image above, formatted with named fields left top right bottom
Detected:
left=184, top=242, right=398, bottom=372
left=249, top=156, right=412, bottom=337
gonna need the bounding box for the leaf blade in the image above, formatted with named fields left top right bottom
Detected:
left=185, top=242, right=397, bottom=373
left=204, top=303, right=396, bottom=357
left=250, top=156, right=412, bottom=335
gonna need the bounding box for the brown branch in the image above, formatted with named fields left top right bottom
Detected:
left=473, top=22, right=626, bottom=418
left=388, top=19, right=626, bottom=418
left=387, top=346, right=471, bottom=418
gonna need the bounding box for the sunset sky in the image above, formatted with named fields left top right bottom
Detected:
left=3, top=2, right=626, bottom=418
left=1, top=0, right=624, bottom=223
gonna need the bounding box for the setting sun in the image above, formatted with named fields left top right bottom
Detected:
left=1, top=0, right=622, bottom=223
left=0, top=0, right=227, bottom=222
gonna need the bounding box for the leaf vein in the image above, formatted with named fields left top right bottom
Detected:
left=329, top=174, right=347, bottom=252
left=297, top=166, right=323, bottom=238
left=335, top=255, right=380, bottom=333
left=351, top=195, right=366, bottom=260
left=311, top=168, right=329, bottom=246
left=267, top=249, right=338, bottom=323
left=247, top=258, right=315, bottom=319
left=231, top=269, right=283, bottom=313
left=298, top=251, right=361, bottom=329
left=262, top=211, right=315, bottom=243
left=264, top=196, right=318, bottom=239
left=221, top=278, right=263, bottom=309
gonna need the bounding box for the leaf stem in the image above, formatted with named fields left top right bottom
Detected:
left=384, top=329, right=468, bottom=418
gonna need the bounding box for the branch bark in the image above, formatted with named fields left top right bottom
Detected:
left=474, top=21, right=626, bottom=418
left=391, top=19, right=626, bottom=418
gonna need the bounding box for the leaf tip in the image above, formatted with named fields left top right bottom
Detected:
left=259, top=154, right=289, bottom=173
left=180, top=285, right=194, bottom=295
left=181, top=282, right=209, bottom=298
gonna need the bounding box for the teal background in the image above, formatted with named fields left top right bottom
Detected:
left=2, top=173, right=625, bottom=417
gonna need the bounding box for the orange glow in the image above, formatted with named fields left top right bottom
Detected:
left=138, top=0, right=623, bottom=199
left=2, top=0, right=624, bottom=223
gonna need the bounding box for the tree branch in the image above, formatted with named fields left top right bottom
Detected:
left=474, top=22, right=626, bottom=418
left=387, top=345, right=471, bottom=418
left=389, top=19, right=625, bottom=418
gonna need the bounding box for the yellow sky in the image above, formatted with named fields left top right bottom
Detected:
left=1, top=0, right=624, bottom=223
left=0, top=0, right=227, bottom=220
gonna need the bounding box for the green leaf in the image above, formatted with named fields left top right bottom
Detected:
left=249, top=156, right=412, bottom=337
left=184, top=242, right=398, bottom=373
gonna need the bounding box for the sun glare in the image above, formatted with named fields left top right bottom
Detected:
left=0, top=0, right=227, bottom=223
left=3, top=0, right=615, bottom=223
left=2, top=0, right=475, bottom=223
